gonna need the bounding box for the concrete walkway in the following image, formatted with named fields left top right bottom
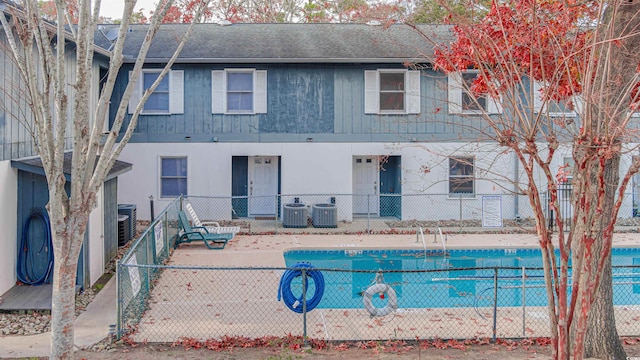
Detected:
left=0, top=274, right=116, bottom=359
left=1, top=232, right=640, bottom=357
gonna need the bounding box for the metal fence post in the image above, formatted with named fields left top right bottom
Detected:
left=522, top=266, right=526, bottom=337
left=302, top=268, right=308, bottom=346
left=459, top=194, right=463, bottom=234
left=146, top=233, right=151, bottom=294
left=492, top=267, right=498, bottom=343
left=367, top=194, right=371, bottom=234
left=163, top=211, right=168, bottom=259
left=116, top=259, right=122, bottom=340
left=275, top=195, right=279, bottom=234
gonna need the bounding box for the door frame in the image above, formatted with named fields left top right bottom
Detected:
left=248, top=156, right=280, bottom=217
left=352, top=156, right=380, bottom=216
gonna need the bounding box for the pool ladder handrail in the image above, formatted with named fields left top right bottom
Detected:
left=435, top=224, right=448, bottom=268
left=434, top=225, right=447, bottom=255
left=416, top=225, right=448, bottom=268
left=416, top=226, right=427, bottom=261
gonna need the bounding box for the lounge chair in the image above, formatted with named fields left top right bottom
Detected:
left=183, top=202, right=240, bottom=237
left=176, top=211, right=233, bottom=250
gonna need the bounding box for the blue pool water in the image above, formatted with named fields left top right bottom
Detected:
left=283, top=248, right=640, bottom=309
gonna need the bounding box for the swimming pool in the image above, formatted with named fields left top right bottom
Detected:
left=283, top=248, right=640, bottom=309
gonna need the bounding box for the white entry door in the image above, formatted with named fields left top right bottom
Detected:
left=249, top=156, right=278, bottom=216
left=353, top=156, right=379, bottom=215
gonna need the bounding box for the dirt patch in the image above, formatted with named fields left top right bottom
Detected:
left=68, top=339, right=639, bottom=360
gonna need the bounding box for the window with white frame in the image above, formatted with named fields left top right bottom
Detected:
left=227, top=71, right=253, bottom=111
left=461, top=72, right=487, bottom=112
left=128, top=70, right=184, bottom=115
left=448, top=71, right=501, bottom=114
left=533, top=82, right=582, bottom=117
left=143, top=71, right=169, bottom=112
left=380, top=72, right=406, bottom=111
left=364, top=69, right=421, bottom=114
left=449, top=157, right=474, bottom=195
left=559, top=156, right=574, bottom=184
left=161, top=157, right=188, bottom=198
left=211, top=69, right=267, bottom=114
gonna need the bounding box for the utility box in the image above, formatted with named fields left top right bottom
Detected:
left=312, top=203, right=337, bottom=228
left=117, top=214, right=130, bottom=246
left=118, top=204, right=137, bottom=240
left=283, top=203, right=308, bottom=228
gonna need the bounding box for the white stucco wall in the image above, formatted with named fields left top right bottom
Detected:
left=0, top=161, right=18, bottom=296
left=118, top=142, right=520, bottom=221
left=116, top=141, right=639, bottom=222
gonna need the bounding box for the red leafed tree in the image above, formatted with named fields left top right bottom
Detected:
left=430, top=0, right=640, bottom=359
left=39, top=0, right=79, bottom=23
left=301, top=0, right=406, bottom=23
left=200, top=0, right=406, bottom=24
left=152, top=0, right=214, bottom=23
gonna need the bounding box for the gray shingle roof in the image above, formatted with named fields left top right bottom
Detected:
left=96, top=23, right=452, bottom=63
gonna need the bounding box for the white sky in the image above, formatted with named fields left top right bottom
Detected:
left=99, top=0, right=157, bottom=20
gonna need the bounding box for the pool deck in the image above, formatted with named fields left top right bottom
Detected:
left=128, top=232, right=640, bottom=343
left=169, top=232, right=640, bottom=268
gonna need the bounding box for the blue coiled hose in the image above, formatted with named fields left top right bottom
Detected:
left=277, top=263, right=324, bottom=313
left=17, top=211, right=54, bottom=285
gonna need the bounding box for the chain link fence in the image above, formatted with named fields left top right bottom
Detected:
left=117, top=195, right=640, bottom=343
left=184, top=192, right=640, bottom=235
left=117, top=262, right=640, bottom=342
left=117, top=196, right=182, bottom=337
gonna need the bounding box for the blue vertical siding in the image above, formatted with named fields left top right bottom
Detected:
left=261, top=65, right=334, bottom=133
left=16, top=171, right=86, bottom=286
left=115, top=64, right=484, bottom=143
left=103, top=178, right=118, bottom=264
left=0, top=36, right=96, bottom=161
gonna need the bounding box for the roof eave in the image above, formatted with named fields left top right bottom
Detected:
left=123, top=57, right=433, bottom=64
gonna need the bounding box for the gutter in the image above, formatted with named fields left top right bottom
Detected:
left=124, top=57, right=434, bottom=64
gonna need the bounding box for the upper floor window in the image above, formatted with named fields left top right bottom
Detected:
left=534, top=82, right=581, bottom=117
left=160, top=157, right=187, bottom=198
left=128, top=70, right=184, bottom=115
left=380, top=72, right=405, bottom=111
left=227, top=71, right=253, bottom=112
left=364, top=69, right=421, bottom=115
left=461, top=72, right=487, bottom=112
left=143, top=72, right=169, bottom=112
left=449, top=157, right=475, bottom=195
left=448, top=71, right=502, bottom=114
left=212, top=69, right=268, bottom=114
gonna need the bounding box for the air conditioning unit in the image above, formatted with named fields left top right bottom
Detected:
left=118, top=204, right=137, bottom=240
left=283, top=203, right=308, bottom=228
left=117, top=214, right=130, bottom=246
left=312, top=203, right=337, bottom=228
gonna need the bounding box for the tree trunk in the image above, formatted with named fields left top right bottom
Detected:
left=579, top=1, right=640, bottom=357
left=50, top=256, right=79, bottom=359
left=583, top=258, right=625, bottom=360
left=572, top=154, right=625, bottom=360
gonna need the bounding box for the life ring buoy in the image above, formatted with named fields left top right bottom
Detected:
left=363, top=282, right=398, bottom=317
